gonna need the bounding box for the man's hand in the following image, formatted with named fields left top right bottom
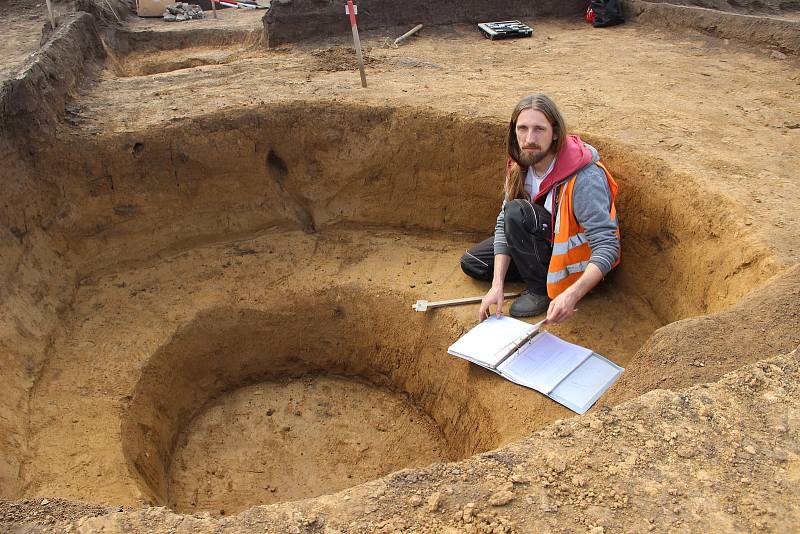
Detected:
left=479, top=253, right=512, bottom=322
left=478, top=284, right=505, bottom=322
left=545, top=288, right=580, bottom=324
left=545, top=263, right=604, bottom=324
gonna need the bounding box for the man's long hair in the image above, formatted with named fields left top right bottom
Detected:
left=505, top=94, right=568, bottom=201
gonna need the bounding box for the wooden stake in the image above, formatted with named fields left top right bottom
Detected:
left=104, top=0, right=122, bottom=23
left=346, top=0, right=367, bottom=88
left=211, top=0, right=217, bottom=19
left=45, top=0, right=56, bottom=30
left=394, top=23, right=423, bottom=47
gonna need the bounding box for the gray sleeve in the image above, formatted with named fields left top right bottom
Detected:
left=572, top=165, right=620, bottom=276
left=493, top=199, right=511, bottom=255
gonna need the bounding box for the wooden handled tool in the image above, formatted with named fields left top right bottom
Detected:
left=412, top=292, right=521, bottom=312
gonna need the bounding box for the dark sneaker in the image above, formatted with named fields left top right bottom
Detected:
left=509, top=290, right=550, bottom=318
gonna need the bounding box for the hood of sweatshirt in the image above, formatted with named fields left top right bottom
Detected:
left=532, top=134, right=598, bottom=202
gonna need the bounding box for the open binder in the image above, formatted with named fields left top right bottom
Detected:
left=447, top=316, right=623, bottom=414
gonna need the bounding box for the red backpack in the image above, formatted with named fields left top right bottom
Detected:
left=586, top=1, right=624, bottom=27
left=585, top=4, right=596, bottom=24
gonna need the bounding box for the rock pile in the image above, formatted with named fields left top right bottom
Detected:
left=163, top=3, right=204, bottom=21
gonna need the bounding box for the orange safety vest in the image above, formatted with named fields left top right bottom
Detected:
left=546, top=161, right=620, bottom=298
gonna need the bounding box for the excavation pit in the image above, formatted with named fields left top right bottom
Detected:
left=120, top=295, right=511, bottom=513
left=7, top=102, right=775, bottom=516
left=105, top=47, right=252, bottom=77
left=3, top=3, right=800, bottom=528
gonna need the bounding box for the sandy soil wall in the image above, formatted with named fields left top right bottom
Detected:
left=43, top=105, right=505, bottom=275
left=38, top=103, right=775, bottom=321
left=609, top=263, right=800, bottom=405
left=264, top=0, right=586, bottom=46
left=0, top=11, right=105, bottom=499
left=105, top=26, right=265, bottom=55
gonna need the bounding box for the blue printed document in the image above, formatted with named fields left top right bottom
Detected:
left=447, top=316, right=623, bottom=414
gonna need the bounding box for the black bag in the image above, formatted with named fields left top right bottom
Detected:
left=590, top=0, right=624, bottom=27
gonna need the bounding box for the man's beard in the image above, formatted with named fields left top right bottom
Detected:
left=517, top=146, right=550, bottom=168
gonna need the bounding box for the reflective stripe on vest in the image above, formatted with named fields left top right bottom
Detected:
left=546, top=161, right=620, bottom=299
left=547, top=259, right=591, bottom=284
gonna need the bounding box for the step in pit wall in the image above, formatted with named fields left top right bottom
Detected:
left=629, top=0, right=795, bottom=15
left=624, top=0, right=800, bottom=53
left=45, top=103, right=776, bottom=323
left=105, top=26, right=266, bottom=56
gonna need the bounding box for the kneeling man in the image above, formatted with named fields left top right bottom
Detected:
left=461, top=94, right=620, bottom=324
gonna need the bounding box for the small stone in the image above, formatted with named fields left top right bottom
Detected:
left=770, top=50, right=787, bottom=60
left=510, top=474, right=530, bottom=484
left=556, top=425, right=573, bottom=437
left=408, top=495, right=422, bottom=507
left=546, top=454, right=567, bottom=474
left=426, top=492, right=443, bottom=512
left=589, top=418, right=604, bottom=430
left=590, top=527, right=604, bottom=534
left=488, top=490, right=514, bottom=506
left=770, top=449, right=789, bottom=463
left=744, top=445, right=756, bottom=455
left=463, top=502, right=475, bottom=522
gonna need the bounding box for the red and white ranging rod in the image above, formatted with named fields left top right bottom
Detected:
left=211, top=0, right=257, bottom=8
left=345, top=0, right=367, bottom=88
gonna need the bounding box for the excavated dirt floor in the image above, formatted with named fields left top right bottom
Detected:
left=1, top=0, right=799, bottom=532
